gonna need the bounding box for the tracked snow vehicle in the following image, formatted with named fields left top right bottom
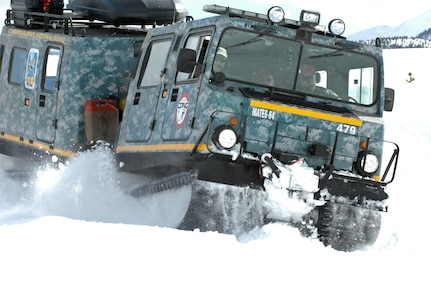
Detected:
left=0, top=2, right=399, bottom=251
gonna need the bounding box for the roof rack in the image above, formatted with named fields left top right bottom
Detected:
left=6, top=9, right=80, bottom=35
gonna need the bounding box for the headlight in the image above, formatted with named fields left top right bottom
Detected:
left=267, top=6, right=284, bottom=24
left=356, top=151, right=379, bottom=177
left=212, top=126, right=237, bottom=150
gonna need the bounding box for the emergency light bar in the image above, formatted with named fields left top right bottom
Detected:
left=203, top=4, right=299, bottom=26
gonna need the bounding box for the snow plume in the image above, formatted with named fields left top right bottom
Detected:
left=263, top=182, right=315, bottom=222
left=0, top=168, right=33, bottom=223
left=31, top=147, right=126, bottom=220
left=0, top=147, right=191, bottom=227
left=260, top=155, right=318, bottom=222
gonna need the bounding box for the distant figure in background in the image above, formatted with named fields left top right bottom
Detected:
left=406, top=72, right=415, bottom=83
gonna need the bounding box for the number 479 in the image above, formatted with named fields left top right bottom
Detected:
left=337, top=124, right=357, bottom=135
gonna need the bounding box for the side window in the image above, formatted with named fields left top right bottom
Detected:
left=43, top=47, right=61, bottom=92
left=139, top=38, right=172, bottom=87
left=315, top=70, right=327, bottom=88
left=348, top=67, right=374, bottom=105
left=176, top=32, right=211, bottom=82
left=0, top=45, right=4, bottom=74
left=9, top=47, right=27, bottom=85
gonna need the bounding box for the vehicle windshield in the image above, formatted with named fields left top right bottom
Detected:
left=216, top=28, right=378, bottom=105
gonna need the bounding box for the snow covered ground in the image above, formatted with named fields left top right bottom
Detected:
left=1, top=48, right=430, bottom=286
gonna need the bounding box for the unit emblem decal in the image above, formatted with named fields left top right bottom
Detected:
left=175, top=93, right=190, bottom=128
left=25, top=48, right=39, bottom=89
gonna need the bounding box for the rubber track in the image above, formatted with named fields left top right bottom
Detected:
left=317, top=202, right=381, bottom=251
left=130, top=171, right=197, bottom=197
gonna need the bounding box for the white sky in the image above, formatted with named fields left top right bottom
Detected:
left=0, top=1, right=430, bottom=34
left=181, top=0, right=431, bottom=35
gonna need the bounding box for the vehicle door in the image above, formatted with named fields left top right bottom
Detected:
left=35, top=45, right=62, bottom=143
left=125, top=35, right=173, bottom=142
left=162, top=29, right=213, bottom=141
left=6, top=46, right=28, bottom=136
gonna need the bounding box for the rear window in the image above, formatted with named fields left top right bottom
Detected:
left=9, top=47, right=26, bottom=85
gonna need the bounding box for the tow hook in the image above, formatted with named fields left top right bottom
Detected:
left=261, top=153, right=281, bottom=178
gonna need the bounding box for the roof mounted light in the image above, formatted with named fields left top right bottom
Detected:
left=328, top=18, right=345, bottom=36
left=300, top=10, right=320, bottom=26
left=267, top=6, right=284, bottom=24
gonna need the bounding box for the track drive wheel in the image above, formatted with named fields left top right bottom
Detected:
left=317, top=202, right=381, bottom=252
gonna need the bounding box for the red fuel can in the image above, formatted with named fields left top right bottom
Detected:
left=84, top=99, right=119, bottom=145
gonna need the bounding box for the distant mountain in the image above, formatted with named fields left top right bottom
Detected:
left=418, top=27, right=431, bottom=40
left=348, top=9, right=431, bottom=40
left=347, top=9, right=431, bottom=48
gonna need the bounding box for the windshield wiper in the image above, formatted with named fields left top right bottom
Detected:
left=309, top=50, right=344, bottom=59
left=308, top=42, right=361, bottom=59
left=226, top=35, right=263, bottom=49
left=309, top=42, right=361, bottom=59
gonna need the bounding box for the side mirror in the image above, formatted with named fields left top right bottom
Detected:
left=384, top=88, right=395, bottom=112
left=177, top=48, right=197, bottom=73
